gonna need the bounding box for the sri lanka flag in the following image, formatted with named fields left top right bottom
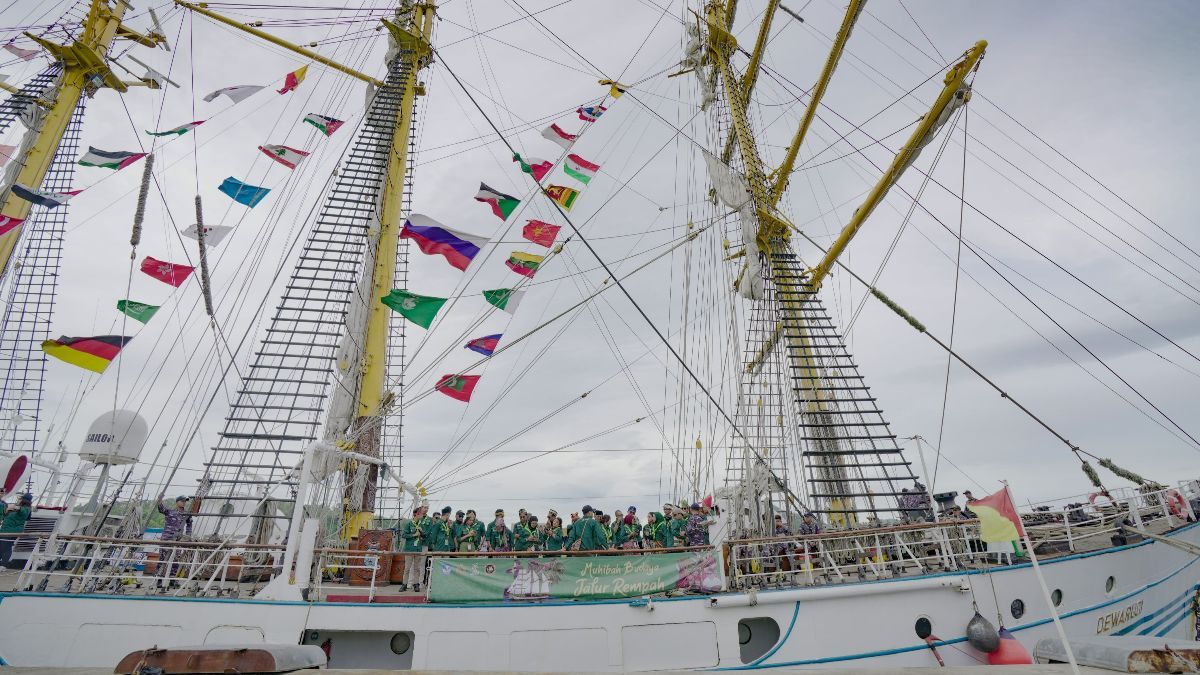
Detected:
left=475, top=183, right=520, bottom=220
left=972, top=486, right=1026, bottom=544
left=42, top=335, right=131, bottom=373
left=11, top=184, right=81, bottom=208
left=277, top=65, right=308, bottom=94
left=400, top=214, right=488, bottom=271
left=78, top=147, right=146, bottom=170
left=465, top=334, right=501, bottom=357
left=436, top=374, right=481, bottom=402
left=545, top=185, right=579, bottom=210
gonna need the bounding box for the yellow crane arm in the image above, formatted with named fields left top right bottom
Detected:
left=173, top=1, right=383, bottom=87
left=768, top=0, right=865, bottom=205
left=806, top=39, right=986, bottom=291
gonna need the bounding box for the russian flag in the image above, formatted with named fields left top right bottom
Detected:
left=465, top=334, right=502, bottom=357
left=400, top=214, right=489, bottom=271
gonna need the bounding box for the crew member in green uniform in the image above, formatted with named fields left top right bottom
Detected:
left=670, top=508, right=688, bottom=547
left=399, top=504, right=428, bottom=591
left=486, top=509, right=511, bottom=552
left=514, top=511, right=538, bottom=551
left=566, top=505, right=606, bottom=551
left=456, top=510, right=484, bottom=551
left=543, top=510, right=565, bottom=551
left=428, top=507, right=454, bottom=553
left=611, top=509, right=628, bottom=549
left=643, top=511, right=666, bottom=548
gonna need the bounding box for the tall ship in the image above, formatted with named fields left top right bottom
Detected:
left=0, top=0, right=1195, bottom=670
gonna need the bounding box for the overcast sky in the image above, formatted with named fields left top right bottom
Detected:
left=1, top=0, right=1198, bottom=525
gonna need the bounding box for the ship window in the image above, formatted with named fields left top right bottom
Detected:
left=390, top=632, right=413, bottom=655
left=1051, top=589, right=1063, bottom=607
left=914, top=617, right=932, bottom=639
left=1105, top=576, right=1115, bottom=593
left=737, top=617, right=780, bottom=664
left=1010, top=599, right=1025, bottom=619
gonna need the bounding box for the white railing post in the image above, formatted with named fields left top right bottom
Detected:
left=1063, top=512, right=1074, bottom=552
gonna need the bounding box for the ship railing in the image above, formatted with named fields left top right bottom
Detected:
left=13, top=533, right=283, bottom=597
left=726, top=482, right=1195, bottom=588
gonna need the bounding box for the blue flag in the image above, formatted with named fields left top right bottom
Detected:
left=218, top=176, right=270, bottom=207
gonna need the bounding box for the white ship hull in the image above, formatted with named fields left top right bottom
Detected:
left=1, top=522, right=1196, bottom=670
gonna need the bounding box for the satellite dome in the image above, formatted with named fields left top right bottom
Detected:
left=78, top=410, right=148, bottom=466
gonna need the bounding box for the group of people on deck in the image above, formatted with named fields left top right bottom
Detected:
left=390, top=501, right=718, bottom=592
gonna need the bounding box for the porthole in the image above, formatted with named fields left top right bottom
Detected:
left=1051, top=589, right=1063, bottom=607
left=738, top=622, right=752, bottom=645
left=1105, top=576, right=1115, bottom=593
left=1010, top=598, right=1025, bottom=619
left=390, top=632, right=412, bottom=655
left=914, top=616, right=932, bottom=639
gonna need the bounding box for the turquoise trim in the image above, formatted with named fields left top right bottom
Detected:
left=1154, top=602, right=1195, bottom=638
left=722, top=554, right=1200, bottom=669
left=747, top=603, right=799, bottom=666
left=1116, top=585, right=1195, bottom=635
left=1139, top=596, right=1193, bottom=636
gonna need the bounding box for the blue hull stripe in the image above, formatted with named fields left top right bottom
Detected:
left=1154, top=603, right=1196, bottom=638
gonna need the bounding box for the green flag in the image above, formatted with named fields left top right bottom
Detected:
left=482, top=288, right=526, bottom=314
left=381, top=289, right=447, bottom=328
left=117, top=299, right=160, bottom=324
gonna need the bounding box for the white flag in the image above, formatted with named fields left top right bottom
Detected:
left=182, top=223, right=232, bottom=247
left=202, top=85, right=265, bottom=104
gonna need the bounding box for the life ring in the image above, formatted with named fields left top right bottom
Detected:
left=1088, top=491, right=1113, bottom=506
left=1166, top=489, right=1187, bottom=519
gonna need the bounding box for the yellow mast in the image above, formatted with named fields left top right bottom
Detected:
left=176, top=1, right=435, bottom=539
left=0, top=0, right=165, bottom=281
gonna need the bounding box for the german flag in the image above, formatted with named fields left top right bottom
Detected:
left=41, top=335, right=131, bottom=373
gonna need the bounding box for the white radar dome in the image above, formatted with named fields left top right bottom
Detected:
left=78, top=410, right=148, bottom=466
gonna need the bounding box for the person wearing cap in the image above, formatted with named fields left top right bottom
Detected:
left=156, top=495, right=196, bottom=587
left=0, top=493, right=32, bottom=565
left=514, top=510, right=538, bottom=552
left=399, top=504, right=429, bottom=591
left=662, top=503, right=675, bottom=523
left=566, top=505, right=606, bottom=551
left=486, top=509, right=511, bottom=552
left=543, top=511, right=565, bottom=551
left=683, top=502, right=708, bottom=547
left=798, top=512, right=822, bottom=535
left=456, top=510, right=483, bottom=552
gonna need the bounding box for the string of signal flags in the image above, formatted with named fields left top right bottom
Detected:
left=389, top=85, right=622, bottom=403
left=39, top=69, right=627, bottom=394
left=40, top=64, right=345, bottom=374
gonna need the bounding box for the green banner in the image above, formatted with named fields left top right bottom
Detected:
left=427, top=550, right=724, bottom=603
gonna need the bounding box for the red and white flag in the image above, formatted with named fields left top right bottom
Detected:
left=3, top=44, right=37, bottom=61
left=258, top=144, right=310, bottom=169
left=0, top=215, right=23, bottom=238
left=541, top=123, right=577, bottom=150
left=140, top=256, right=195, bottom=287
left=277, top=65, right=308, bottom=94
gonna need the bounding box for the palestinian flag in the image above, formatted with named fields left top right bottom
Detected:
left=258, top=144, right=310, bottom=169
left=564, top=154, right=600, bottom=184
left=505, top=251, right=544, bottom=278
left=380, top=289, right=447, bottom=329
left=140, top=256, right=194, bottom=287
left=482, top=288, right=525, bottom=314
left=202, top=85, right=265, bottom=104
left=522, top=219, right=560, bottom=247
left=146, top=120, right=204, bottom=136
left=972, top=487, right=1027, bottom=544
left=545, top=185, right=580, bottom=211
left=541, top=123, right=577, bottom=150
left=117, top=300, right=160, bottom=324
left=303, top=113, right=344, bottom=136
left=475, top=183, right=520, bottom=220
left=277, top=65, right=308, bottom=94
left=78, top=147, right=146, bottom=170
left=42, top=335, right=131, bottom=374
left=599, top=79, right=627, bottom=99
left=577, top=105, right=606, bottom=122
left=11, top=184, right=80, bottom=208
left=465, top=334, right=501, bottom=357
left=513, top=153, right=552, bottom=182
left=436, top=374, right=481, bottom=402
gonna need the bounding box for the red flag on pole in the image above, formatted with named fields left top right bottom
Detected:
left=522, top=220, right=561, bottom=248
left=435, top=374, right=480, bottom=402
left=140, top=256, right=195, bottom=287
